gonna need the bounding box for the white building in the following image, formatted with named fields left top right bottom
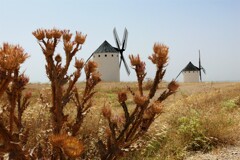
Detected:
left=92, top=40, right=120, bottom=82
left=182, top=62, right=200, bottom=82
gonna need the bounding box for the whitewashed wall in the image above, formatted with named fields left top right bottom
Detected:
left=93, top=52, right=120, bottom=82
left=182, top=71, right=199, bottom=82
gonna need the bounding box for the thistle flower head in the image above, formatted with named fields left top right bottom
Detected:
left=0, top=43, right=28, bottom=71
left=134, top=94, right=148, bottom=106
left=129, top=54, right=141, bottom=66
left=168, top=80, right=179, bottom=92
left=149, top=43, right=169, bottom=67
left=46, top=29, right=53, bottom=39
left=64, top=41, right=74, bottom=53
left=52, top=28, right=62, bottom=39
left=32, top=29, right=45, bottom=40
left=85, top=60, right=98, bottom=74
left=62, top=136, right=84, bottom=158
left=91, top=72, right=101, bottom=84
left=55, top=54, right=62, bottom=63
left=62, top=30, right=72, bottom=42
left=75, top=31, right=87, bottom=44
left=74, top=58, right=84, bottom=69
left=118, top=91, right=127, bottom=103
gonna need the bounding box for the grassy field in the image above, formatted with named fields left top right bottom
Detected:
left=1, top=81, right=237, bottom=159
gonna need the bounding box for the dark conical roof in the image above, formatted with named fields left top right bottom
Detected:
left=93, top=40, right=119, bottom=54
left=183, top=62, right=199, bottom=71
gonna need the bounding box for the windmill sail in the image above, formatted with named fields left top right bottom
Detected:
left=113, top=28, right=130, bottom=75
left=198, top=50, right=206, bottom=81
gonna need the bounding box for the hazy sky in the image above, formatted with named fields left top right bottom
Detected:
left=0, top=0, right=239, bottom=82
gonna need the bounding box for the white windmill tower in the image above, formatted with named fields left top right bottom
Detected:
left=175, top=50, right=206, bottom=82
left=86, top=28, right=130, bottom=82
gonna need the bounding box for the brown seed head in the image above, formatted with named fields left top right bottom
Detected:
left=64, top=42, right=74, bottom=53
left=134, top=94, right=148, bottom=106
left=46, top=29, right=53, bottom=39
left=0, top=43, right=28, bottom=71
left=52, top=28, right=62, bottom=39
left=118, top=91, right=127, bottom=103
left=85, top=60, right=98, bottom=73
left=129, top=54, right=141, bottom=66
left=32, top=29, right=45, bottom=40
left=151, top=101, right=163, bottom=114
left=63, top=30, right=72, bottom=42
left=168, top=80, right=179, bottom=92
left=49, top=134, right=68, bottom=147
left=136, top=61, right=146, bottom=75
left=62, top=136, right=84, bottom=158
left=75, top=31, right=87, bottom=44
left=55, top=54, right=62, bottom=63
left=102, top=105, right=112, bottom=119
left=149, top=43, right=169, bottom=67
left=74, top=58, right=84, bottom=69
left=92, top=72, right=101, bottom=83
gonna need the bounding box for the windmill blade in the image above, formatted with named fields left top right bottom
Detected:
left=121, top=55, right=130, bottom=75
left=202, top=67, right=206, bottom=74
left=199, top=69, right=202, bottom=82
left=122, top=28, right=128, bottom=50
left=199, top=50, right=201, bottom=69
left=113, top=28, right=121, bottom=50
left=119, top=53, right=123, bottom=67
left=175, top=70, right=182, bottom=80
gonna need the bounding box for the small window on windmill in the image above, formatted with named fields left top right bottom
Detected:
left=98, top=55, right=100, bottom=57
left=105, top=54, right=107, bottom=57
left=112, top=54, right=114, bottom=57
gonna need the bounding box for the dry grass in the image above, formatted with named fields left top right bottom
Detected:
left=1, top=82, right=239, bottom=159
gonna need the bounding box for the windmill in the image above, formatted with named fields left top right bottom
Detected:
left=113, top=27, right=130, bottom=75
left=175, top=50, right=206, bottom=82
left=85, top=28, right=130, bottom=82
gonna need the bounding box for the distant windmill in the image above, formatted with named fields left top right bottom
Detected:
left=175, top=50, right=206, bottom=82
left=85, top=28, right=130, bottom=82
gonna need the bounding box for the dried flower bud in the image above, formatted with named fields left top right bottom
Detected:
left=151, top=101, right=163, bottom=114
left=63, top=30, right=72, bottom=42
left=74, top=58, right=84, bottom=69
left=55, top=54, right=62, bottom=63
left=52, top=28, right=62, bottom=39
left=85, top=61, right=98, bottom=73
left=129, top=54, right=141, bottom=66
left=49, top=134, right=68, bottom=147
left=149, top=43, right=169, bottom=67
left=118, top=92, right=127, bottom=103
left=46, top=30, right=53, bottom=39
left=0, top=43, right=29, bottom=71
left=45, top=41, right=55, bottom=56
left=75, top=31, right=86, bottom=44
left=168, top=80, right=179, bottom=92
left=62, top=136, right=84, bottom=158
left=92, top=72, right=101, bottom=83
left=17, top=74, right=29, bottom=88
left=32, top=29, right=45, bottom=40
left=64, top=42, right=74, bottom=53
left=134, top=94, right=148, bottom=106
left=102, top=105, right=112, bottom=119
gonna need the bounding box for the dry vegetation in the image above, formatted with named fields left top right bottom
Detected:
left=0, top=28, right=240, bottom=160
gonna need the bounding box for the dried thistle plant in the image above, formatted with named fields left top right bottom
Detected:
left=33, top=28, right=100, bottom=158
left=0, top=43, right=29, bottom=159
left=97, top=43, right=179, bottom=160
